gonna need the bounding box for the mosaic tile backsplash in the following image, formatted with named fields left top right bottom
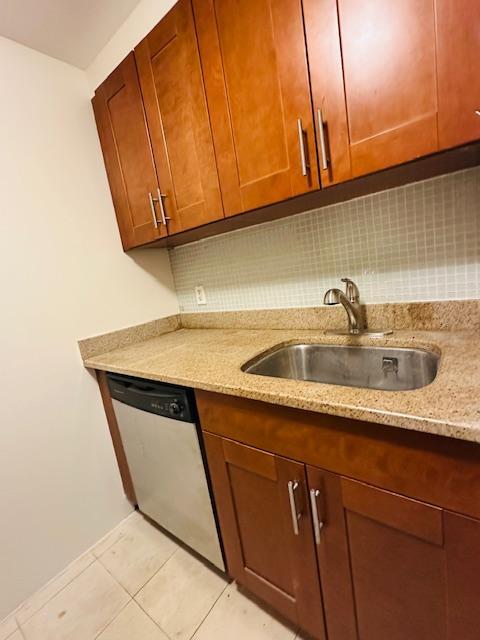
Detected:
left=169, top=168, right=480, bottom=313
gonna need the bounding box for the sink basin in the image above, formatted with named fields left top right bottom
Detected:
left=241, top=343, right=439, bottom=391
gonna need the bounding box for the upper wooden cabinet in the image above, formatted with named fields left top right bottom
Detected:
left=134, top=0, right=224, bottom=234
left=92, top=53, right=165, bottom=250
left=436, top=0, right=480, bottom=150
left=302, top=0, right=352, bottom=186
left=193, top=0, right=319, bottom=216
left=305, top=0, right=438, bottom=176
left=93, top=0, right=480, bottom=247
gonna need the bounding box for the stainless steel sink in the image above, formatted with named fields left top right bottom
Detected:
left=241, top=343, right=439, bottom=391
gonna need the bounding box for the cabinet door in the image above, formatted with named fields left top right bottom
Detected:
left=204, top=434, right=326, bottom=639
left=436, top=0, right=480, bottom=149
left=306, top=468, right=357, bottom=640
left=307, top=468, right=480, bottom=640
left=134, top=0, right=224, bottom=234
left=444, top=511, right=480, bottom=639
left=302, top=0, right=352, bottom=186
left=193, top=0, right=319, bottom=216
left=92, top=53, right=164, bottom=250
left=336, top=0, right=439, bottom=177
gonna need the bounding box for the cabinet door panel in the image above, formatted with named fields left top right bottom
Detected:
left=436, top=0, right=480, bottom=149
left=193, top=0, right=319, bottom=215
left=337, top=0, right=438, bottom=177
left=444, top=511, right=480, bottom=639
left=135, top=0, right=223, bottom=234
left=306, top=468, right=357, bottom=640
left=204, top=434, right=325, bottom=639
left=309, top=470, right=480, bottom=640
left=302, top=0, right=352, bottom=186
left=342, top=479, right=446, bottom=640
left=92, top=53, right=163, bottom=250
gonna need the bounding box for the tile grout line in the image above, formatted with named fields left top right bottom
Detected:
left=5, top=512, right=139, bottom=631
left=16, top=558, right=132, bottom=640
left=90, top=511, right=140, bottom=560
left=130, top=545, right=229, bottom=640
left=189, top=580, right=230, bottom=640
left=92, top=597, right=133, bottom=640
left=14, top=555, right=96, bottom=630
left=130, top=547, right=183, bottom=640
left=132, top=598, right=174, bottom=640
left=98, top=544, right=181, bottom=640
left=16, top=625, right=26, bottom=640
left=130, top=546, right=180, bottom=599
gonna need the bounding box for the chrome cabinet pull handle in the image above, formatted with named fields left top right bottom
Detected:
left=475, top=110, right=480, bottom=117
left=287, top=480, right=302, bottom=535
left=317, top=108, right=329, bottom=171
left=297, top=118, right=309, bottom=177
left=309, top=488, right=324, bottom=545
left=148, top=192, right=159, bottom=229
left=157, top=188, right=170, bottom=225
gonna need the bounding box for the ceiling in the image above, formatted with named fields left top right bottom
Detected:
left=0, top=0, right=144, bottom=68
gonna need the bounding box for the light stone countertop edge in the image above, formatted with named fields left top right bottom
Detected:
left=83, top=327, right=480, bottom=446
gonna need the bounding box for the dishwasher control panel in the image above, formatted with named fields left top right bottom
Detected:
left=107, top=373, right=195, bottom=423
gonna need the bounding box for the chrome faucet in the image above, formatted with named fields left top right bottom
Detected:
left=324, top=278, right=367, bottom=334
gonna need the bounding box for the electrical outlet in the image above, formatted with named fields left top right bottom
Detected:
left=195, top=285, right=207, bottom=305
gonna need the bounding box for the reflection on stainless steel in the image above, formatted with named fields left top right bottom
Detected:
left=242, top=343, right=439, bottom=391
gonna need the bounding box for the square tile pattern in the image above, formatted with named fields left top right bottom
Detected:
left=170, top=167, right=480, bottom=312
left=1, top=513, right=306, bottom=639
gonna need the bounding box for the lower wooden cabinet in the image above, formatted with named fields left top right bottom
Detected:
left=310, top=469, right=480, bottom=640
left=201, top=398, right=480, bottom=640
left=204, top=434, right=326, bottom=639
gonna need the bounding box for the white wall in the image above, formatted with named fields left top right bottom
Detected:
left=86, top=0, right=175, bottom=92
left=0, top=34, right=178, bottom=619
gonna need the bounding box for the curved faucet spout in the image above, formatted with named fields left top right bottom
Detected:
left=323, top=284, right=366, bottom=334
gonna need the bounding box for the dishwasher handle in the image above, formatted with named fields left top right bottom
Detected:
left=107, top=372, right=195, bottom=422
left=108, top=373, right=157, bottom=392
left=109, top=374, right=173, bottom=398
left=122, top=385, right=175, bottom=399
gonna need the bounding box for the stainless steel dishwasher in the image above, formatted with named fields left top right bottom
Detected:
left=107, top=373, right=225, bottom=571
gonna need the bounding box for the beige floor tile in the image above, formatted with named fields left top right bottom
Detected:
left=97, top=601, right=169, bottom=640
left=136, top=548, right=227, bottom=640
left=20, top=562, right=130, bottom=640
left=0, top=615, right=18, bottom=640
left=16, top=551, right=95, bottom=624
left=4, top=632, right=22, bottom=640
left=193, top=583, right=297, bottom=640
left=98, top=516, right=178, bottom=595
left=93, top=511, right=141, bottom=558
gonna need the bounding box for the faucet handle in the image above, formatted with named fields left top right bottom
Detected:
left=341, top=278, right=360, bottom=303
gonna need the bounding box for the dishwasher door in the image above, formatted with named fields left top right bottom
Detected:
left=112, top=399, right=225, bottom=571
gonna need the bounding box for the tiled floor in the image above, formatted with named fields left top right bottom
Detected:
left=1, top=512, right=306, bottom=640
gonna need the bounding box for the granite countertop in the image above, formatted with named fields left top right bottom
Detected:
left=83, top=326, right=480, bottom=444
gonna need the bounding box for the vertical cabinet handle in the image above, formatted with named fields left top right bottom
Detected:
left=317, top=109, right=329, bottom=171
left=297, top=118, right=310, bottom=177
left=157, top=188, right=170, bottom=225
left=287, top=480, right=302, bottom=535
left=148, top=192, right=159, bottom=229
left=309, top=488, right=324, bottom=545
left=148, top=190, right=170, bottom=228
